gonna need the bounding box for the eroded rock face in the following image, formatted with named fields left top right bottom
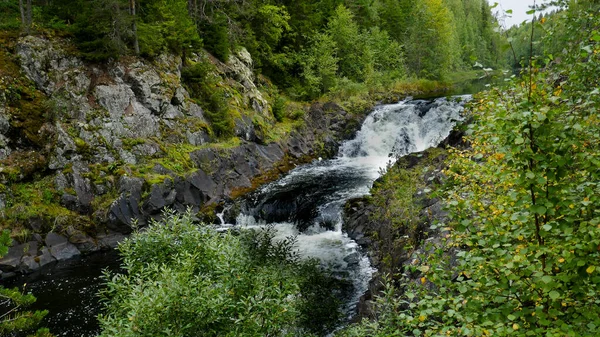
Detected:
left=1, top=35, right=369, bottom=276
left=225, top=48, right=268, bottom=115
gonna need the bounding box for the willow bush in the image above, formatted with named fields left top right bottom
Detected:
left=98, top=210, right=343, bottom=337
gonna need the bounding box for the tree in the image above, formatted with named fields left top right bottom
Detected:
left=405, top=0, right=455, bottom=79
left=18, top=0, right=32, bottom=33
left=73, top=0, right=133, bottom=60
left=326, top=5, right=362, bottom=81
left=129, top=0, right=139, bottom=55
left=301, top=32, right=339, bottom=97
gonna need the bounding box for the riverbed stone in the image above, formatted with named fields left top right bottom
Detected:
left=143, top=179, right=176, bottom=214
left=38, top=247, right=57, bottom=267
left=20, top=255, right=40, bottom=272
left=49, top=242, right=81, bottom=261
left=0, top=243, right=28, bottom=271
left=97, top=231, right=126, bottom=249
left=46, top=233, right=81, bottom=260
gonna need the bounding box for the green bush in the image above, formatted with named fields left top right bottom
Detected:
left=272, top=95, right=286, bottom=122
left=199, top=14, right=231, bottom=62
left=98, top=210, right=342, bottom=337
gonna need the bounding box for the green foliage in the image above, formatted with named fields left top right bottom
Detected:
left=327, top=5, right=363, bottom=81
left=405, top=0, right=455, bottom=79
left=139, top=0, right=201, bottom=56
left=98, top=210, right=342, bottom=336
left=72, top=0, right=132, bottom=61
left=181, top=60, right=234, bottom=137
left=0, top=229, right=10, bottom=257
left=341, top=2, right=600, bottom=336
left=0, top=0, right=21, bottom=30
left=272, top=95, right=287, bottom=122
left=2, top=0, right=503, bottom=97
left=199, top=14, right=232, bottom=62
left=301, top=32, right=339, bottom=98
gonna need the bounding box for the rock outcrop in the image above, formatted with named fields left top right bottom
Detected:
left=0, top=35, right=366, bottom=276
left=342, top=147, right=452, bottom=319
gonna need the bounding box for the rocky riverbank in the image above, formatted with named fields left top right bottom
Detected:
left=0, top=34, right=364, bottom=277
left=342, top=128, right=467, bottom=319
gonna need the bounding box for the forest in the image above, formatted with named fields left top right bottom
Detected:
left=0, top=0, right=503, bottom=97
left=1, top=0, right=599, bottom=336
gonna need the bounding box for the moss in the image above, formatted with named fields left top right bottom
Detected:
left=0, top=151, right=48, bottom=183
left=151, top=143, right=201, bottom=175
left=358, top=147, right=448, bottom=274
left=2, top=176, right=89, bottom=235
left=121, top=138, right=147, bottom=150
left=1, top=42, right=51, bottom=147
left=74, top=137, right=93, bottom=158
left=143, top=173, right=171, bottom=185
left=90, top=187, right=119, bottom=212
left=178, top=117, right=210, bottom=134
left=263, top=119, right=303, bottom=143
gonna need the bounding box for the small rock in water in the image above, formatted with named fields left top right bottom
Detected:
left=344, top=252, right=360, bottom=266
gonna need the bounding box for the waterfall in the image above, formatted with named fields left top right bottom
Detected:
left=231, top=95, right=469, bottom=319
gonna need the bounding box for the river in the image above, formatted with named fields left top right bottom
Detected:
left=4, top=95, right=468, bottom=336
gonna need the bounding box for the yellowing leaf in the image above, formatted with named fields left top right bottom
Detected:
left=558, top=258, right=565, bottom=263
left=586, top=266, right=596, bottom=274
left=419, top=315, right=426, bottom=322
left=512, top=323, right=519, bottom=330
left=421, top=277, right=427, bottom=284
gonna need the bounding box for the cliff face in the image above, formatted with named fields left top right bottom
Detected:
left=0, top=35, right=363, bottom=276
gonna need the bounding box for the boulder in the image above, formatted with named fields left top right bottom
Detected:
left=45, top=233, right=81, bottom=261
left=0, top=243, right=29, bottom=271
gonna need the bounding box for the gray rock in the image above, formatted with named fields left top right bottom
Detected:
left=108, top=176, right=145, bottom=231
left=45, top=232, right=68, bottom=247
left=61, top=193, right=78, bottom=211
left=188, top=169, right=217, bottom=197
left=234, top=115, right=258, bottom=142
left=125, top=66, right=164, bottom=114
left=172, top=87, right=186, bottom=106
left=17, top=36, right=84, bottom=95
left=163, top=105, right=184, bottom=119
left=49, top=241, right=81, bottom=261
left=187, top=103, right=206, bottom=120
left=55, top=171, right=69, bottom=191
left=186, top=130, right=210, bottom=146
left=225, top=48, right=268, bottom=115
left=38, top=247, right=56, bottom=267
left=20, top=255, right=40, bottom=272
left=73, top=170, right=94, bottom=213
left=143, top=179, right=176, bottom=214
left=97, top=232, right=126, bottom=249
left=175, top=180, right=202, bottom=206
left=95, top=84, right=136, bottom=119
left=49, top=122, right=77, bottom=170
left=43, top=233, right=82, bottom=261
left=0, top=113, right=9, bottom=134
left=0, top=243, right=28, bottom=271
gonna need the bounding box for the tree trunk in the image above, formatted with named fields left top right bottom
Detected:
left=19, top=0, right=25, bottom=23
left=26, top=0, right=32, bottom=32
left=188, top=0, right=198, bottom=24
left=130, top=0, right=140, bottom=55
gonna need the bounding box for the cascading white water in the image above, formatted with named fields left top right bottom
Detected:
left=228, top=95, right=469, bottom=320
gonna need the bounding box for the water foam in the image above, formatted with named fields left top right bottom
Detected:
left=226, top=95, right=469, bottom=320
